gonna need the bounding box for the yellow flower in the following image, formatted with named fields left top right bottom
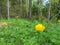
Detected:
left=58, top=20, right=60, bottom=22
left=2, top=22, right=8, bottom=25
left=35, top=24, right=45, bottom=32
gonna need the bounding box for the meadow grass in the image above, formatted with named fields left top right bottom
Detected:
left=0, top=18, right=60, bottom=45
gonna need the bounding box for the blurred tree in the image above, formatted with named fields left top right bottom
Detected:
left=26, top=0, right=29, bottom=18
left=0, top=0, right=2, bottom=18
left=0, top=0, right=59, bottom=21
left=7, top=0, right=10, bottom=20
left=20, top=0, right=22, bottom=16
left=29, top=0, right=32, bottom=18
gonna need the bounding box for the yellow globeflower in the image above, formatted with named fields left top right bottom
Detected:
left=35, top=24, right=45, bottom=32
left=2, top=22, right=8, bottom=25
left=58, top=20, right=60, bottom=22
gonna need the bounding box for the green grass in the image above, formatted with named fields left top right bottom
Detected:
left=0, top=18, right=60, bottom=45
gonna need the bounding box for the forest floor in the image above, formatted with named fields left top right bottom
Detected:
left=0, top=18, right=60, bottom=45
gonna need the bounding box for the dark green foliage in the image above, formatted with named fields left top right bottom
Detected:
left=0, top=0, right=60, bottom=20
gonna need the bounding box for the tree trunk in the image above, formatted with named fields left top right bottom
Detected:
left=29, top=0, right=32, bottom=18
left=0, top=0, right=2, bottom=18
left=26, top=0, right=29, bottom=18
left=37, top=0, right=40, bottom=15
left=38, top=0, right=42, bottom=19
left=20, top=0, right=22, bottom=16
left=48, top=0, right=51, bottom=21
left=7, top=0, right=10, bottom=21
